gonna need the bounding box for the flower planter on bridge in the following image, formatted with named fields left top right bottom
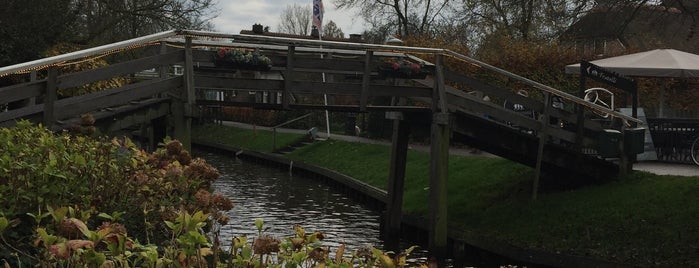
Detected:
left=378, top=59, right=428, bottom=79
left=213, top=48, right=272, bottom=71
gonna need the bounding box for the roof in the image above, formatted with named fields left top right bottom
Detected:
left=561, top=4, right=698, bottom=53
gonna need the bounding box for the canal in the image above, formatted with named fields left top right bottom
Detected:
left=197, top=149, right=529, bottom=267
left=198, top=150, right=403, bottom=255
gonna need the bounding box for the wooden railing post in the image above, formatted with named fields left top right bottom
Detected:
left=283, top=45, right=295, bottom=109
left=383, top=111, right=410, bottom=249
left=428, top=54, right=450, bottom=260
left=360, top=50, right=373, bottom=111
left=172, top=37, right=194, bottom=151
left=43, top=67, right=58, bottom=128
left=533, top=92, right=552, bottom=200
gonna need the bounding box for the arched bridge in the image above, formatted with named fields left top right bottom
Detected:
left=0, top=29, right=644, bottom=256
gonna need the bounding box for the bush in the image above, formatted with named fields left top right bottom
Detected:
left=0, top=121, right=230, bottom=265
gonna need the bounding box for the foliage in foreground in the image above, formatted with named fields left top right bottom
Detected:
left=0, top=121, right=424, bottom=267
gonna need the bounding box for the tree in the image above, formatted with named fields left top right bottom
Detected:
left=277, top=3, right=312, bottom=35
left=1, top=0, right=217, bottom=67
left=454, top=0, right=596, bottom=43
left=335, top=0, right=452, bottom=37
left=323, top=20, right=345, bottom=38
left=0, top=0, right=78, bottom=66
left=73, top=0, right=218, bottom=45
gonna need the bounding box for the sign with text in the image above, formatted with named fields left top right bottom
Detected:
left=580, top=61, right=637, bottom=94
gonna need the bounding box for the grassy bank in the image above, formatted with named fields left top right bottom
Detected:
left=193, top=123, right=699, bottom=267
left=192, top=123, right=305, bottom=152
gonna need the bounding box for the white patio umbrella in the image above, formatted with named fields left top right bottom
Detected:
left=566, top=49, right=699, bottom=78
left=566, top=49, right=699, bottom=117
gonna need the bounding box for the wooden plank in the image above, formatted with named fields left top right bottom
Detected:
left=44, top=67, right=58, bottom=127
left=54, top=98, right=167, bottom=126
left=195, top=100, right=430, bottom=113
left=0, top=104, right=43, bottom=123
left=442, top=70, right=544, bottom=112
left=159, top=42, right=169, bottom=78
left=175, top=36, right=195, bottom=151
left=360, top=51, right=373, bottom=111
left=292, top=57, right=365, bottom=72
left=428, top=112, right=450, bottom=259
left=435, top=55, right=448, bottom=113
left=0, top=81, right=45, bottom=103
left=533, top=92, right=552, bottom=200
left=385, top=118, right=410, bottom=241
left=107, top=103, right=170, bottom=132
left=194, top=76, right=284, bottom=90
left=55, top=77, right=181, bottom=119
left=58, top=50, right=184, bottom=89
left=284, top=46, right=295, bottom=109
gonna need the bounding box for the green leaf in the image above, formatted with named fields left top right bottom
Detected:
left=0, top=217, right=8, bottom=233
left=241, top=246, right=252, bottom=259
left=67, top=218, right=91, bottom=238
left=255, top=218, right=264, bottom=232
left=97, top=212, right=113, bottom=221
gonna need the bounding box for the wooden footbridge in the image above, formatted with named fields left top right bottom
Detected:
left=0, top=30, right=644, bottom=257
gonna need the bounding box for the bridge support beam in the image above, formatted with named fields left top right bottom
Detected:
left=172, top=37, right=195, bottom=151
left=383, top=112, right=410, bottom=248
left=429, top=112, right=450, bottom=259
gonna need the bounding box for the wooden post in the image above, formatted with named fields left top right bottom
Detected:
left=532, top=92, right=552, bottom=200
left=159, top=41, right=169, bottom=78
left=283, top=45, right=295, bottom=109
left=360, top=51, right=373, bottom=111
left=43, top=67, right=58, bottom=128
left=575, top=74, right=586, bottom=153
left=172, top=37, right=194, bottom=151
left=429, top=112, right=450, bottom=259
left=29, top=70, right=37, bottom=106
left=617, top=119, right=630, bottom=176
left=428, top=54, right=449, bottom=259
left=384, top=113, right=410, bottom=247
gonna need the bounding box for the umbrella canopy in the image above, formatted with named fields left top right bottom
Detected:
left=565, top=49, right=699, bottom=78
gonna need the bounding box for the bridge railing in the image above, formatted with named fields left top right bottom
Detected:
left=178, top=30, right=641, bottom=125
left=0, top=32, right=185, bottom=128
left=1, top=29, right=642, bottom=161
left=171, top=30, right=633, bottom=157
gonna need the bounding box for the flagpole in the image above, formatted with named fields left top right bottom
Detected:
left=313, top=0, right=330, bottom=139
left=321, top=39, right=331, bottom=139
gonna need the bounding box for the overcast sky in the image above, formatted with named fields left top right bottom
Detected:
left=210, top=0, right=366, bottom=37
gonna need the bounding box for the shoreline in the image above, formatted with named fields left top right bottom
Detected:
left=193, top=139, right=632, bottom=268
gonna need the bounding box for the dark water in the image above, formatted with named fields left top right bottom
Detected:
left=199, top=150, right=388, bottom=253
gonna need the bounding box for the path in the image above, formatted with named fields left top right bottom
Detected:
left=219, top=121, right=698, bottom=177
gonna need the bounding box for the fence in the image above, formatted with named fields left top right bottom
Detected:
left=647, top=118, right=699, bottom=163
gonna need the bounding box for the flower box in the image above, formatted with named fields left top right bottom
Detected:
left=214, top=48, right=272, bottom=71
left=377, top=59, right=428, bottom=79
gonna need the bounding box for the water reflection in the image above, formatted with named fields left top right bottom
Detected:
left=199, top=151, right=384, bottom=252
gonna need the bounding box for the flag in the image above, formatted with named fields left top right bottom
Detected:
left=312, top=0, right=324, bottom=33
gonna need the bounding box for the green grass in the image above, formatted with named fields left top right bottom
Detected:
left=197, top=124, right=699, bottom=267
left=192, top=123, right=305, bottom=152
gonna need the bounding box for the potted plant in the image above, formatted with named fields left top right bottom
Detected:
left=378, top=58, right=428, bottom=79
left=214, top=48, right=273, bottom=71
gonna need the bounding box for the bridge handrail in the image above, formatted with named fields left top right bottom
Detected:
left=443, top=50, right=643, bottom=125
left=0, top=28, right=641, bottom=126
left=0, top=30, right=179, bottom=76
left=179, top=30, right=641, bottom=125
